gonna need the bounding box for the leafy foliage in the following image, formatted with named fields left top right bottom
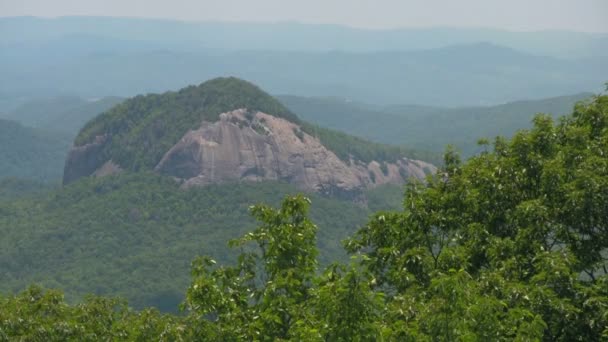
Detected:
left=0, top=285, right=184, bottom=341
left=346, top=93, right=608, bottom=340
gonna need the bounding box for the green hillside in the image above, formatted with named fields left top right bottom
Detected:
left=0, top=172, right=401, bottom=311
left=4, top=95, right=123, bottom=135
left=278, top=92, right=592, bottom=157
left=0, top=119, right=71, bottom=181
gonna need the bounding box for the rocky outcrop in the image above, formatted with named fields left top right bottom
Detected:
left=64, top=109, right=436, bottom=195
left=155, top=110, right=436, bottom=195
left=63, top=134, right=110, bottom=184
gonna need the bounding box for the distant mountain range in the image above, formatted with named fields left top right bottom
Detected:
left=0, top=17, right=606, bottom=108
left=2, top=96, right=123, bottom=134
left=2, top=16, right=607, bottom=58
left=278, top=92, right=594, bottom=157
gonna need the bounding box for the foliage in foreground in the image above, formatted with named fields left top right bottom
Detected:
left=1, top=94, right=607, bottom=340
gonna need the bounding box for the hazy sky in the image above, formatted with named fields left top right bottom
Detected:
left=2, top=0, right=608, bottom=32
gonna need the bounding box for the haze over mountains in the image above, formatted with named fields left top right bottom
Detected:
left=279, top=92, right=593, bottom=157
left=1, top=17, right=606, bottom=109
left=2, top=16, right=607, bottom=58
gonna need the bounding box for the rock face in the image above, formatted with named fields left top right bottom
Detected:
left=63, top=134, right=110, bottom=184
left=64, top=109, right=436, bottom=195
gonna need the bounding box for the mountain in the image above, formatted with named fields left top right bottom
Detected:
left=0, top=119, right=71, bottom=181
left=2, top=17, right=607, bottom=58
left=0, top=18, right=608, bottom=105
left=2, top=96, right=123, bottom=135
left=278, top=92, right=593, bottom=157
left=64, top=78, right=435, bottom=196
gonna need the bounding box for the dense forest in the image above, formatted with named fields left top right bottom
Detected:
left=0, top=119, right=72, bottom=181
left=0, top=172, right=403, bottom=311
left=2, top=91, right=606, bottom=340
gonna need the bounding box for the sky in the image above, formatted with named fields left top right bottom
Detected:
left=1, top=0, right=607, bottom=32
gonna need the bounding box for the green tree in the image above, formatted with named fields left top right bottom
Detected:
left=183, top=195, right=319, bottom=340
left=346, top=93, right=608, bottom=340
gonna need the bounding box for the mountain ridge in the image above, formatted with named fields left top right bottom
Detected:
left=2, top=16, right=607, bottom=58
left=278, top=92, right=594, bottom=157
left=64, top=78, right=435, bottom=195
left=2, top=19, right=606, bottom=107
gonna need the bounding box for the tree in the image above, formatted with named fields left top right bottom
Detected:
left=183, top=195, right=319, bottom=340
left=346, top=93, right=608, bottom=340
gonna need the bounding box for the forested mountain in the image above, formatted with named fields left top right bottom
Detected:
left=1, top=92, right=606, bottom=341
left=1, top=24, right=605, bottom=106
left=0, top=119, right=71, bottom=181
left=2, top=96, right=123, bottom=134
left=279, top=92, right=592, bottom=157
left=64, top=77, right=436, bottom=193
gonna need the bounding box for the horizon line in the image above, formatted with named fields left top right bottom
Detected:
left=2, top=15, right=607, bottom=35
